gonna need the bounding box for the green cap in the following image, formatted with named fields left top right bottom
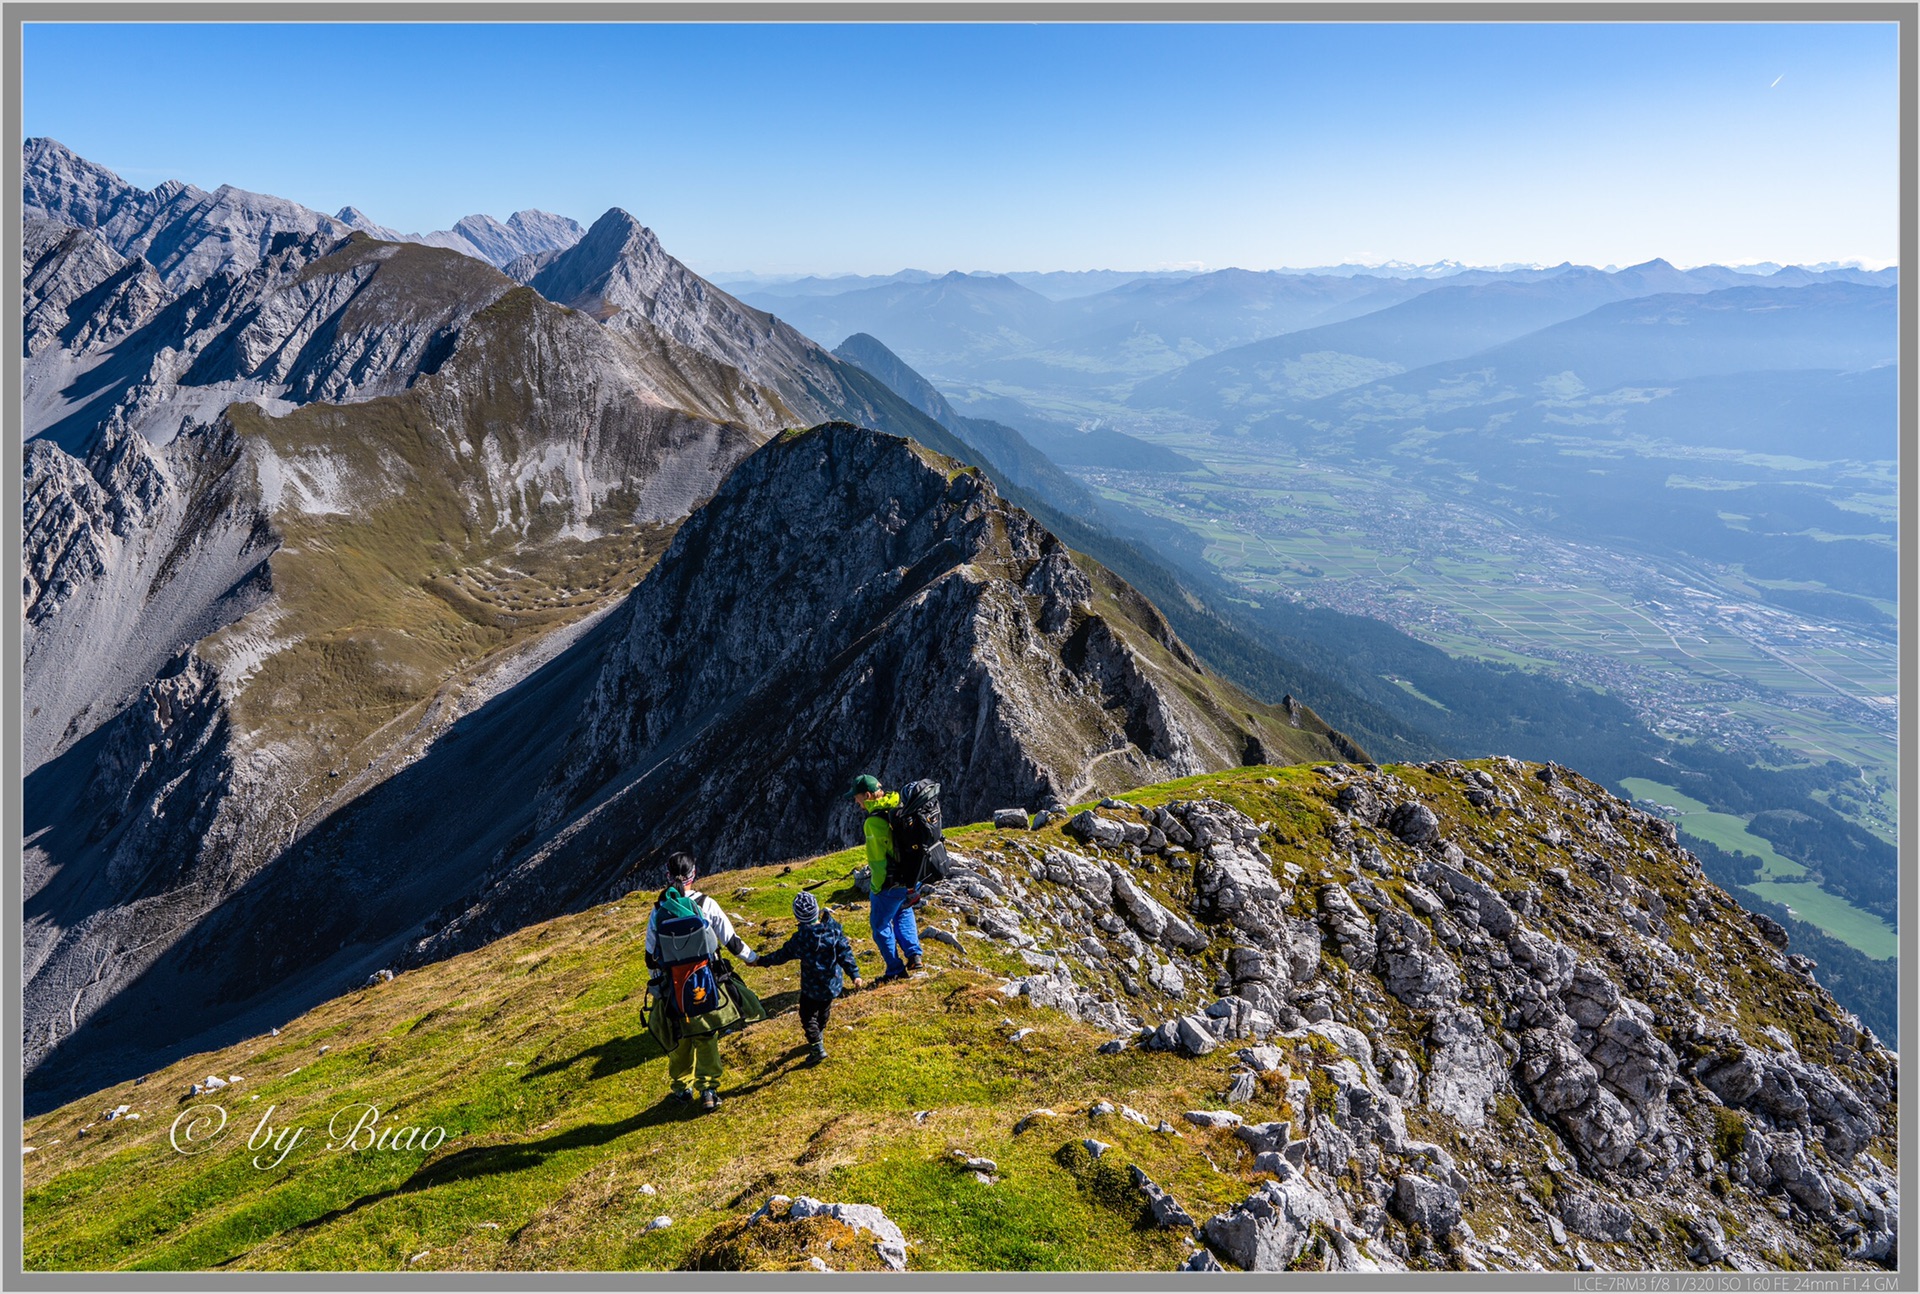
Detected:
left=846, top=773, right=882, bottom=800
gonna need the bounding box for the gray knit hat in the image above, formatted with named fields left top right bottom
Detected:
left=792, top=891, right=820, bottom=922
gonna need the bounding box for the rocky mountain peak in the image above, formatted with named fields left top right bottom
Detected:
left=447, top=209, right=585, bottom=266
left=523, top=206, right=873, bottom=429
left=332, top=205, right=403, bottom=241
left=22, top=137, right=135, bottom=228
left=528, top=206, right=671, bottom=319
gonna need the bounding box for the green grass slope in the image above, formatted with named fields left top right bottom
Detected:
left=23, top=822, right=1256, bottom=1271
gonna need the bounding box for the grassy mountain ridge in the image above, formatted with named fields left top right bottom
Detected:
left=22, top=762, right=1896, bottom=1273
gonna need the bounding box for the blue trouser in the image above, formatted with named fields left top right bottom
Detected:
left=869, top=885, right=922, bottom=976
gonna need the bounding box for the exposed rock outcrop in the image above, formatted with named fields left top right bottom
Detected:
left=902, top=761, right=1898, bottom=1273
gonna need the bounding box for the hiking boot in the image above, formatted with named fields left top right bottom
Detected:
left=906, top=955, right=924, bottom=972
left=701, top=1088, right=722, bottom=1113
left=806, top=1043, right=827, bottom=1065
left=668, top=1087, right=694, bottom=1103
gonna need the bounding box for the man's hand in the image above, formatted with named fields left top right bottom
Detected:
left=851, top=977, right=865, bottom=990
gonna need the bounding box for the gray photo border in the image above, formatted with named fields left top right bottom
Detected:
left=5, top=2, right=1914, bottom=1290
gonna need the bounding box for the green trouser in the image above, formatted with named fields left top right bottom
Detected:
left=666, top=1033, right=724, bottom=1093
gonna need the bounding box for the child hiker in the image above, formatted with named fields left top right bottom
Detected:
left=755, top=891, right=864, bottom=1064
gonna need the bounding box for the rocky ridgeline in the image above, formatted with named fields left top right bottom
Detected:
left=25, top=138, right=581, bottom=288
left=340, top=206, right=585, bottom=269
left=411, top=422, right=1343, bottom=966
left=916, top=761, right=1897, bottom=1272
left=24, top=138, right=352, bottom=289
left=23, top=221, right=519, bottom=452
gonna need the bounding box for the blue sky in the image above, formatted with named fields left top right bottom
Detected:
left=22, top=21, right=1900, bottom=275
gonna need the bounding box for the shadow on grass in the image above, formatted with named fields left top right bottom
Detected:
left=300, top=992, right=840, bottom=1231
left=523, top=988, right=806, bottom=1084
left=524, top=1032, right=668, bottom=1083
left=290, top=1092, right=698, bottom=1233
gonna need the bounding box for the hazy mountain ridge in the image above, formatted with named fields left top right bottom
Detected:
left=1258, top=282, right=1899, bottom=603
left=735, top=257, right=1892, bottom=403
left=1126, top=262, right=1767, bottom=417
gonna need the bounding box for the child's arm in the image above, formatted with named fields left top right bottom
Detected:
left=834, top=927, right=863, bottom=984
left=756, top=930, right=802, bottom=969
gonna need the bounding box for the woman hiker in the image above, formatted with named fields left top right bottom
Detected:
left=848, top=774, right=924, bottom=983
left=756, top=891, right=864, bottom=1063
left=644, top=852, right=765, bottom=1113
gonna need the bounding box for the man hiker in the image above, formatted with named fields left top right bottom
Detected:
left=848, top=773, right=926, bottom=982
left=644, top=852, right=764, bottom=1112
left=756, top=891, right=864, bottom=1063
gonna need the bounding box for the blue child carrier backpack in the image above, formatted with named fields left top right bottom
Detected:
left=654, top=886, right=721, bottom=1018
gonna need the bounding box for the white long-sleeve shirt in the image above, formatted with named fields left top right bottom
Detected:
left=645, top=888, right=752, bottom=962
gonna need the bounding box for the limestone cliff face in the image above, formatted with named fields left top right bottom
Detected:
left=23, top=219, right=169, bottom=357
left=916, top=761, right=1898, bottom=1271
left=24, top=423, right=274, bottom=770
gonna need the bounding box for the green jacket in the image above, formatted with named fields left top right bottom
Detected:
left=863, top=792, right=901, bottom=890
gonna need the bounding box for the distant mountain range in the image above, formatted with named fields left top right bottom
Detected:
left=736, top=255, right=1892, bottom=396
left=1128, top=262, right=1895, bottom=419
left=1253, top=281, right=1899, bottom=602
